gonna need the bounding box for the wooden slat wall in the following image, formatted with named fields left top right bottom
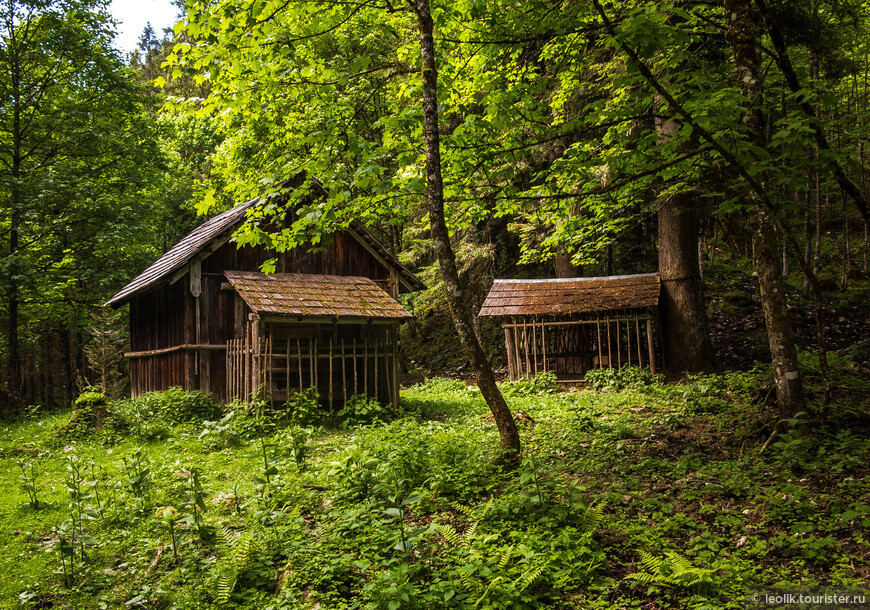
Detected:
left=224, top=323, right=397, bottom=409
left=502, top=311, right=659, bottom=380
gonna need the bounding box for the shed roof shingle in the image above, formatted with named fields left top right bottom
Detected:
left=106, top=179, right=424, bottom=307
left=478, top=273, right=660, bottom=317
left=225, top=271, right=413, bottom=320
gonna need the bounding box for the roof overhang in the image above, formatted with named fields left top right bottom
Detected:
left=224, top=271, right=414, bottom=321
left=478, top=273, right=660, bottom=317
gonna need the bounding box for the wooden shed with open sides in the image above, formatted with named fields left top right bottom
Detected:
left=106, top=182, right=425, bottom=409
left=478, top=273, right=661, bottom=382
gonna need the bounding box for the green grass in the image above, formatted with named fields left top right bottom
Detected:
left=1, top=366, right=868, bottom=609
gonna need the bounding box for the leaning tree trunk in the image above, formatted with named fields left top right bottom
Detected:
left=410, top=0, right=520, bottom=456
left=658, top=191, right=718, bottom=373
left=725, top=0, right=807, bottom=420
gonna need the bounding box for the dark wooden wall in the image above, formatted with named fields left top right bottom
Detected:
left=128, top=229, right=397, bottom=401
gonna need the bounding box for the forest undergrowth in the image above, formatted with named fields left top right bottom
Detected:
left=0, top=361, right=868, bottom=609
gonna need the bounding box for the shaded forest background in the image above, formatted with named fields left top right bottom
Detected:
left=1, top=0, right=869, bottom=417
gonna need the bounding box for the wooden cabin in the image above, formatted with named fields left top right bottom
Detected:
left=478, top=274, right=661, bottom=382
left=106, top=185, right=425, bottom=409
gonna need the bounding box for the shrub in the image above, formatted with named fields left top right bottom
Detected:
left=142, top=387, right=223, bottom=424
left=584, top=366, right=663, bottom=392
left=501, top=371, right=561, bottom=397
left=338, top=395, right=387, bottom=427
left=286, top=388, right=325, bottom=427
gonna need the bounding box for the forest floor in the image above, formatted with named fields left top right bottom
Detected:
left=0, top=361, right=868, bottom=609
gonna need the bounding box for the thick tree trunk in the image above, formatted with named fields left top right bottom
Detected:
left=658, top=192, right=718, bottom=373
left=411, top=0, right=520, bottom=456
left=725, top=0, right=807, bottom=419
left=554, top=253, right=582, bottom=278
left=60, top=327, right=74, bottom=408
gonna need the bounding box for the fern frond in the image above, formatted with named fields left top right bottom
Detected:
left=458, top=564, right=478, bottom=592
left=464, top=520, right=479, bottom=544
left=436, top=523, right=462, bottom=548
left=215, top=530, right=255, bottom=605
left=496, top=544, right=515, bottom=569
left=451, top=502, right=475, bottom=519
left=520, top=560, right=550, bottom=592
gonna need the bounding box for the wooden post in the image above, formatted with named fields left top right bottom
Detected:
left=596, top=318, right=603, bottom=369
left=251, top=315, right=261, bottom=399
left=309, top=338, right=314, bottom=389
left=541, top=321, right=548, bottom=373
left=241, top=330, right=247, bottom=402
left=353, top=338, right=358, bottom=396
left=505, top=327, right=516, bottom=381
left=297, top=337, right=303, bottom=392
left=646, top=318, right=656, bottom=375
left=341, top=338, right=347, bottom=407
left=512, top=318, right=522, bottom=379
left=523, top=320, right=531, bottom=379
left=532, top=320, right=538, bottom=376
left=313, top=337, right=319, bottom=398
left=286, top=340, right=290, bottom=398
left=364, top=335, right=369, bottom=396
left=626, top=316, right=632, bottom=366
left=372, top=336, right=378, bottom=401
left=616, top=318, right=622, bottom=368
left=329, top=336, right=334, bottom=411
left=606, top=318, right=612, bottom=369
left=227, top=341, right=233, bottom=402
left=635, top=316, right=643, bottom=367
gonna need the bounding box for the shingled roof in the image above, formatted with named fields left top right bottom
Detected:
left=225, top=271, right=413, bottom=320
left=478, top=273, right=660, bottom=317
left=106, top=184, right=424, bottom=308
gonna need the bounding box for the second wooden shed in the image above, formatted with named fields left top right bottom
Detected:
left=478, top=273, right=661, bottom=382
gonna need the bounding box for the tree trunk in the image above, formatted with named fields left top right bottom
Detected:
left=658, top=192, right=718, bottom=373
left=410, top=0, right=520, bottom=456
left=725, top=0, right=807, bottom=420
left=554, top=253, right=582, bottom=278
left=60, top=327, right=74, bottom=408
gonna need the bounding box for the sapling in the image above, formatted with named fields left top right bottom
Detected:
left=155, top=506, right=183, bottom=564
left=180, top=468, right=212, bottom=541
left=16, top=459, right=41, bottom=510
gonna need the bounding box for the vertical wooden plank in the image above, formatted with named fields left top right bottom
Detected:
left=353, top=338, right=358, bottom=396
left=646, top=318, right=656, bottom=375
left=341, top=338, right=347, bottom=407
left=329, top=336, right=334, bottom=411
left=635, top=316, right=643, bottom=367
left=522, top=320, right=531, bottom=379
left=626, top=316, right=632, bottom=366
left=252, top=316, right=261, bottom=399
left=616, top=318, right=622, bottom=368
left=504, top=327, right=516, bottom=382
left=314, top=336, right=319, bottom=399
left=243, top=328, right=249, bottom=402
left=532, top=320, right=538, bottom=376
left=596, top=318, right=603, bottom=369
left=606, top=318, right=612, bottom=369
left=541, top=322, right=548, bottom=373
left=286, top=340, right=290, bottom=397
left=512, top=319, right=522, bottom=379
left=225, top=341, right=231, bottom=401
left=364, top=334, right=369, bottom=396
left=309, top=338, right=314, bottom=389
left=297, top=337, right=303, bottom=392
left=374, top=336, right=379, bottom=402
